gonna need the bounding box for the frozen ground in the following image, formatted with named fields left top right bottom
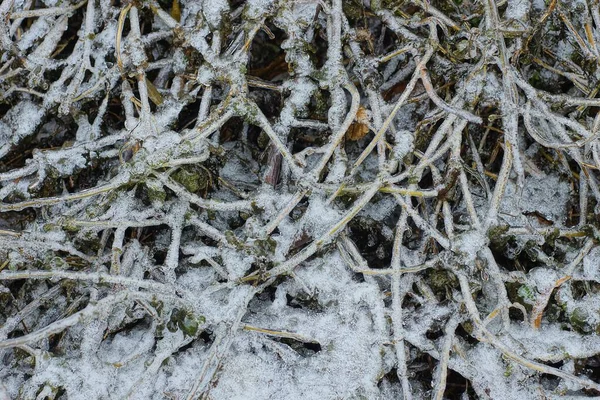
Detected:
left=1, top=0, right=600, bottom=399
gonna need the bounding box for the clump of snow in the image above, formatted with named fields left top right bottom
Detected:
left=0, top=100, right=45, bottom=149
left=210, top=253, right=388, bottom=400
left=528, top=267, right=559, bottom=293
left=359, top=195, right=397, bottom=221
left=201, top=0, right=229, bottom=29
left=452, top=230, right=488, bottom=266
left=244, top=0, right=276, bottom=20
left=505, top=0, right=531, bottom=22
left=392, top=130, right=414, bottom=161
left=17, top=17, right=53, bottom=52
left=582, top=246, right=600, bottom=280
left=302, top=194, right=344, bottom=238
left=43, top=148, right=88, bottom=177
left=500, top=173, right=571, bottom=226
left=219, top=143, right=260, bottom=191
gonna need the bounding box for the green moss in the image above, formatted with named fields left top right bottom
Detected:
left=342, top=0, right=364, bottom=23
left=146, top=181, right=166, bottom=204
left=62, top=221, right=79, bottom=233
left=172, top=168, right=209, bottom=194
left=569, top=307, right=592, bottom=333
left=529, top=71, right=542, bottom=88
left=427, top=269, right=458, bottom=299
left=487, top=224, right=511, bottom=249
left=239, top=101, right=260, bottom=124
left=504, top=362, right=513, bottom=377
left=250, top=201, right=264, bottom=214
left=206, top=209, right=217, bottom=221
left=543, top=228, right=561, bottom=248
left=254, top=236, right=277, bottom=256
left=257, top=131, right=270, bottom=150
left=225, top=230, right=245, bottom=249
left=461, top=320, right=474, bottom=335
left=517, top=284, right=536, bottom=305
left=167, top=308, right=205, bottom=337
left=407, top=175, right=420, bottom=185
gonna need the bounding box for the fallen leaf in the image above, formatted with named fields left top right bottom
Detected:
left=346, top=106, right=370, bottom=141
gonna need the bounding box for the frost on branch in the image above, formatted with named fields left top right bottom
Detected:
left=1, top=0, right=600, bottom=398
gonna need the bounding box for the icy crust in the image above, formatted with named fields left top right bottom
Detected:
left=468, top=171, right=572, bottom=232
left=0, top=256, right=386, bottom=399
left=210, top=254, right=387, bottom=400
left=0, top=101, right=45, bottom=158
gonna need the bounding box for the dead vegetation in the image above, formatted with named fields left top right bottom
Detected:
left=1, top=0, right=600, bottom=398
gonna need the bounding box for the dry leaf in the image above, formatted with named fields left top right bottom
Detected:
left=346, top=106, right=370, bottom=141
left=355, top=105, right=369, bottom=124
left=145, top=78, right=164, bottom=106
left=171, top=0, right=181, bottom=22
